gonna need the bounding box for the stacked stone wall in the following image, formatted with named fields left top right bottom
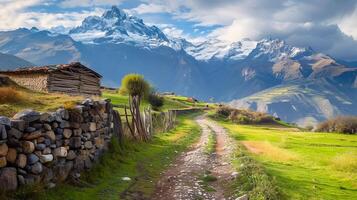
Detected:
left=0, top=99, right=114, bottom=191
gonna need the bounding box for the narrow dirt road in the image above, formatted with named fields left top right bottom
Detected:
left=151, top=115, right=237, bottom=200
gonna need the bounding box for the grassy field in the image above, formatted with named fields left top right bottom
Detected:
left=20, top=113, right=201, bottom=200
left=219, top=121, right=357, bottom=199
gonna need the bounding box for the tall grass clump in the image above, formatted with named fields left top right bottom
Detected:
left=316, top=116, right=357, bottom=134
left=0, top=87, right=25, bottom=104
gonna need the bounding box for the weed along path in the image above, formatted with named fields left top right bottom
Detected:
left=152, top=115, right=238, bottom=200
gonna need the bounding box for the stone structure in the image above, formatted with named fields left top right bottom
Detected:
left=0, top=62, right=102, bottom=96
left=0, top=99, right=114, bottom=191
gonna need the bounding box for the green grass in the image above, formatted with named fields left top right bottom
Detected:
left=204, top=128, right=216, bottom=154
left=31, top=113, right=201, bottom=200
left=219, top=121, right=357, bottom=200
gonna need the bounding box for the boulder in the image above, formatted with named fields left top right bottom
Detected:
left=6, top=148, right=17, bottom=164
left=7, top=128, right=23, bottom=139
left=94, top=137, right=104, bottom=148
left=22, top=141, right=35, bottom=154
left=13, top=109, right=40, bottom=123
left=37, top=137, right=45, bottom=143
left=0, top=143, right=8, bottom=156
left=16, top=154, right=27, bottom=168
left=44, top=138, right=51, bottom=146
left=55, top=128, right=64, bottom=135
left=27, top=154, right=39, bottom=165
left=63, top=129, right=72, bottom=139
left=17, top=175, right=25, bottom=185
left=56, top=108, right=69, bottom=120
left=0, top=167, right=18, bottom=190
left=23, top=130, right=42, bottom=140
left=40, top=154, right=53, bottom=163
left=0, top=156, right=7, bottom=167
left=53, top=147, right=67, bottom=157
left=31, top=162, right=43, bottom=174
left=45, top=131, right=56, bottom=142
left=10, top=120, right=26, bottom=132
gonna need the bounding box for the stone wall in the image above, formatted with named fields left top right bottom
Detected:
left=0, top=99, right=114, bottom=191
left=6, top=74, right=49, bottom=92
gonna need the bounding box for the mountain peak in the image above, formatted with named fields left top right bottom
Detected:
left=102, top=6, right=127, bottom=20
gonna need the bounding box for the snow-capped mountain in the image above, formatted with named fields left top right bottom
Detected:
left=69, top=6, right=172, bottom=48
left=0, top=6, right=356, bottom=126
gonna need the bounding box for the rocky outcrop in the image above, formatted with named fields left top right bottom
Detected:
left=0, top=99, right=114, bottom=190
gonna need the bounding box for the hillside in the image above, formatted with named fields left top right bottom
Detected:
left=0, top=53, right=33, bottom=69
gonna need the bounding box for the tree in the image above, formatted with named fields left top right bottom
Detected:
left=120, top=74, right=150, bottom=141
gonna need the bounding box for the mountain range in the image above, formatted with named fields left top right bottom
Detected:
left=0, top=6, right=356, bottom=126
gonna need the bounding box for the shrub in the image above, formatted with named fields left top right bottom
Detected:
left=148, top=93, right=164, bottom=110
left=316, top=116, right=357, bottom=134
left=119, top=74, right=150, bottom=97
left=0, top=87, right=25, bottom=104
left=216, top=106, right=277, bottom=125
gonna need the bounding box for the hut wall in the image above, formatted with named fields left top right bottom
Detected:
left=7, top=74, right=49, bottom=92
left=48, top=67, right=101, bottom=96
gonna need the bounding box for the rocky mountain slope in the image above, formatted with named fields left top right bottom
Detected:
left=0, top=52, right=33, bottom=69
left=0, top=6, right=356, bottom=125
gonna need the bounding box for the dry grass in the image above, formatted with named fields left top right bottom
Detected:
left=331, top=152, right=357, bottom=173
left=0, top=87, right=26, bottom=104
left=242, top=141, right=298, bottom=162
left=0, top=86, right=84, bottom=117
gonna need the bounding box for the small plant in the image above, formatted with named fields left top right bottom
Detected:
left=147, top=92, right=164, bottom=111
left=0, top=87, right=25, bottom=104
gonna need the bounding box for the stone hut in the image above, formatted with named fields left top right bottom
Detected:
left=0, top=62, right=102, bottom=96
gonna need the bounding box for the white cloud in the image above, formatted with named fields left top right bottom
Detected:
left=338, top=9, right=357, bottom=39
left=59, top=0, right=124, bottom=8
left=0, top=0, right=104, bottom=31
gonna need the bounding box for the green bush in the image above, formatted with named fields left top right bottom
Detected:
left=148, top=93, right=164, bottom=110
left=217, top=106, right=277, bottom=125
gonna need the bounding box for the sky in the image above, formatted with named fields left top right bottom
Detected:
left=0, top=0, right=357, bottom=60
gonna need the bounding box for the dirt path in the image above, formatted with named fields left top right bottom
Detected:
left=151, top=115, right=237, bottom=200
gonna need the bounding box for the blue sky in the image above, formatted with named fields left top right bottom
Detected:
left=1, top=0, right=357, bottom=60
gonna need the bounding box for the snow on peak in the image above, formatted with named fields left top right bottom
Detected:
left=69, top=6, right=169, bottom=46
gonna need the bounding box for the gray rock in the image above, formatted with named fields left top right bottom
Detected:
left=53, top=147, right=67, bottom=157
left=25, top=127, right=36, bottom=133
left=16, top=154, right=27, bottom=168
left=31, top=162, right=43, bottom=174
left=43, top=124, right=52, bottom=131
left=84, top=141, right=93, bottom=149
left=27, top=154, right=39, bottom=165
left=0, top=125, right=7, bottom=140
left=17, top=175, right=25, bottom=185
left=55, top=128, right=64, bottom=135
left=66, top=150, right=76, bottom=160
left=60, top=121, right=70, bottom=129
left=8, top=128, right=23, bottom=139
left=43, top=147, right=51, bottom=154
left=39, top=112, right=51, bottom=122
left=54, top=161, right=73, bottom=182
left=0, top=116, right=11, bottom=127
left=40, top=154, right=53, bottom=163
left=10, top=120, right=26, bottom=132
left=56, top=108, right=69, bottom=120
left=63, top=129, right=72, bottom=138
left=0, top=167, right=18, bottom=190
left=36, top=143, right=46, bottom=151
left=13, top=109, right=40, bottom=123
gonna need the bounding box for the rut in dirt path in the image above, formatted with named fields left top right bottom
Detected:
left=151, top=115, right=238, bottom=200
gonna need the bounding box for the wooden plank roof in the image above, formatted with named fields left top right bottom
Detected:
left=0, top=62, right=102, bottom=78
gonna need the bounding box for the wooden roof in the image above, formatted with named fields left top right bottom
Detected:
left=0, top=62, right=102, bottom=78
